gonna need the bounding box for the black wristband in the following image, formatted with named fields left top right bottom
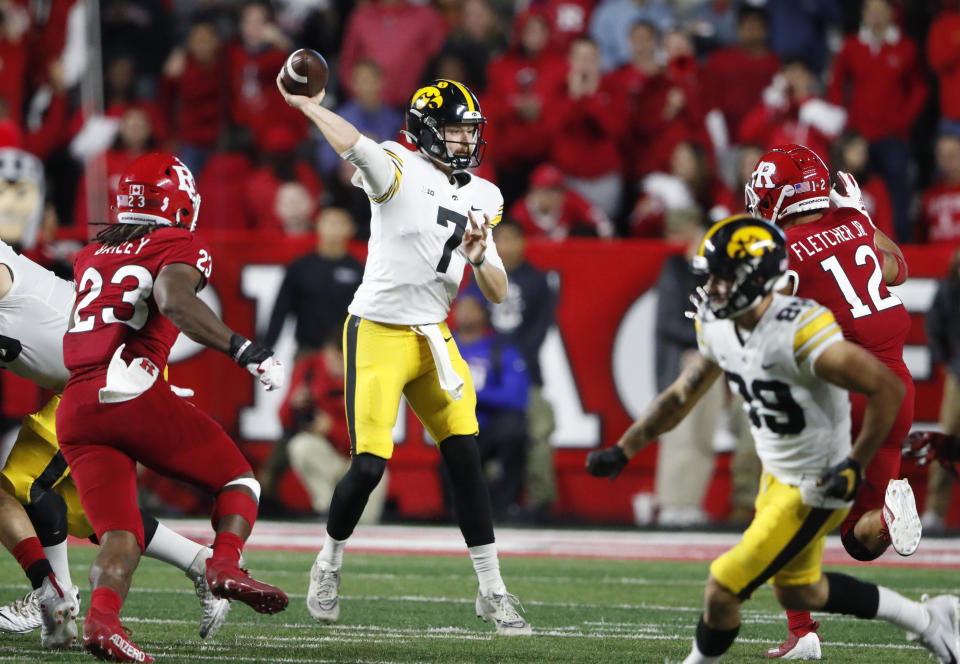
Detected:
left=229, top=333, right=272, bottom=366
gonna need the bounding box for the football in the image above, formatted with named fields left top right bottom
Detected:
left=280, top=48, right=328, bottom=97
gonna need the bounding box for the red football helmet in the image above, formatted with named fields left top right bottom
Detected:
left=115, top=153, right=201, bottom=230
left=744, top=144, right=830, bottom=224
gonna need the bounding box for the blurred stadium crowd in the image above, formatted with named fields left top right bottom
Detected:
left=2, top=0, right=959, bottom=257
left=3, top=0, right=960, bottom=527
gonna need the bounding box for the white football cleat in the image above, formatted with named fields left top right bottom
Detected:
left=913, top=594, right=960, bottom=664
left=0, top=588, right=42, bottom=633
left=764, top=629, right=822, bottom=660
left=38, top=575, right=79, bottom=649
left=476, top=590, right=532, bottom=636
left=884, top=479, right=922, bottom=556
left=306, top=558, right=340, bottom=623
left=187, top=547, right=231, bottom=638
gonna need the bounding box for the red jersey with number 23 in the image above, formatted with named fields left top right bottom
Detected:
left=784, top=207, right=910, bottom=371
left=63, top=226, right=213, bottom=381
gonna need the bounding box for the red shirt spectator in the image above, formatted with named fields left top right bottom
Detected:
left=340, top=0, right=448, bottom=108
left=827, top=26, right=926, bottom=142
left=507, top=163, right=613, bottom=239
left=918, top=134, right=960, bottom=243
left=160, top=22, right=227, bottom=149
left=72, top=108, right=157, bottom=237
left=279, top=349, right=350, bottom=455
left=928, top=7, right=960, bottom=122
left=541, top=0, right=596, bottom=54
left=739, top=60, right=846, bottom=167
left=546, top=38, right=627, bottom=180
left=481, top=10, right=565, bottom=173
left=611, top=23, right=706, bottom=179
left=244, top=157, right=322, bottom=233
left=701, top=7, right=780, bottom=141
left=228, top=3, right=306, bottom=152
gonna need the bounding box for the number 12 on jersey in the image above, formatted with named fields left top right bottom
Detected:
left=819, top=245, right=901, bottom=319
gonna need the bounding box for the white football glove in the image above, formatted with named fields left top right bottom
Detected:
left=830, top=170, right=873, bottom=224
left=247, top=356, right=284, bottom=392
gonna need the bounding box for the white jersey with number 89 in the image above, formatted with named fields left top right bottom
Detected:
left=696, top=294, right=850, bottom=488
left=346, top=139, right=505, bottom=325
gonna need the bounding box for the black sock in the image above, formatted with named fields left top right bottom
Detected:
left=823, top=572, right=880, bottom=619
left=440, top=435, right=494, bottom=547
left=26, top=559, right=54, bottom=590
left=695, top=614, right=740, bottom=657
left=326, top=453, right=386, bottom=541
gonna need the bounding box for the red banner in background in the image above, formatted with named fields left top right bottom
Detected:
left=147, top=235, right=957, bottom=523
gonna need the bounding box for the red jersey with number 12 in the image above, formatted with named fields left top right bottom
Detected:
left=63, top=226, right=212, bottom=380
left=784, top=207, right=910, bottom=369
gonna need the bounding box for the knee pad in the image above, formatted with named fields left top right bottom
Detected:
left=841, top=527, right=884, bottom=562
left=348, top=453, right=387, bottom=491
left=23, top=490, right=68, bottom=547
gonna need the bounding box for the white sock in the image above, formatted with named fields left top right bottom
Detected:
left=468, top=543, right=505, bottom=595
left=317, top=533, right=347, bottom=568
left=876, top=586, right=930, bottom=634
left=42, top=542, right=72, bottom=589
left=682, top=641, right=721, bottom=664
left=143, top=523, right=205, bottom=573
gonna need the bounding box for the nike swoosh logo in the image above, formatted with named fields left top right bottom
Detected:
left=443, top=336, right=452, bottom=342
left=762, top=363, right=776, bottom=370
left=470, top=206, right=482, bottom=211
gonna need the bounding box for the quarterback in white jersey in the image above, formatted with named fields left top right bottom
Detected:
left=279, top=75, right=531, bottom=635
left=587, top=216, right=959, bottom=664
left=0, top=242, right=231, bottom=644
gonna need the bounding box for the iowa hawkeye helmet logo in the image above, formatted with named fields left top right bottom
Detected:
left=411, top=84, right=445, bottom=110
left=727, top=225, right=776, bottom=259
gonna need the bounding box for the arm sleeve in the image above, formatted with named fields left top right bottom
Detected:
left=341, top=135, right=403, bottom=204
left=793, top=305, right=844, bottom=375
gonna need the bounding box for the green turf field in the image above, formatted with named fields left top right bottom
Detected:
left=0, top=546, right=955, bottom=663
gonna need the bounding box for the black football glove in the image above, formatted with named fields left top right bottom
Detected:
left=818, top=457, right=863, bottom=502
left=0, top=334, right=22, bottom=362
left=586, top=446, right=629, bottom=481
left=229, top=333, right=273, bottom=367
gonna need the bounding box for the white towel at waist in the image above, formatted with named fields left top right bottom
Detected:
left=413, top=324, right=464, bottom=401
left=99, top=344, right=160, bottom=403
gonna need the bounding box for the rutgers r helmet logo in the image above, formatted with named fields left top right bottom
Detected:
left=171, top=163, right=197, bottom=200
left=751, top=161, right=777, bottom=189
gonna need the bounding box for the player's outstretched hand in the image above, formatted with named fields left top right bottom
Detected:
left=229, top=334, right=284, bottom=391
left=463, top=210, right=490, bottom=265
left=586, top=446, right=629, bottom=481
left=249, top=356, right=285, bottom=392
left=276, top=72, right=325, bottom=110
left=817, top=457, right=863, bottom=502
